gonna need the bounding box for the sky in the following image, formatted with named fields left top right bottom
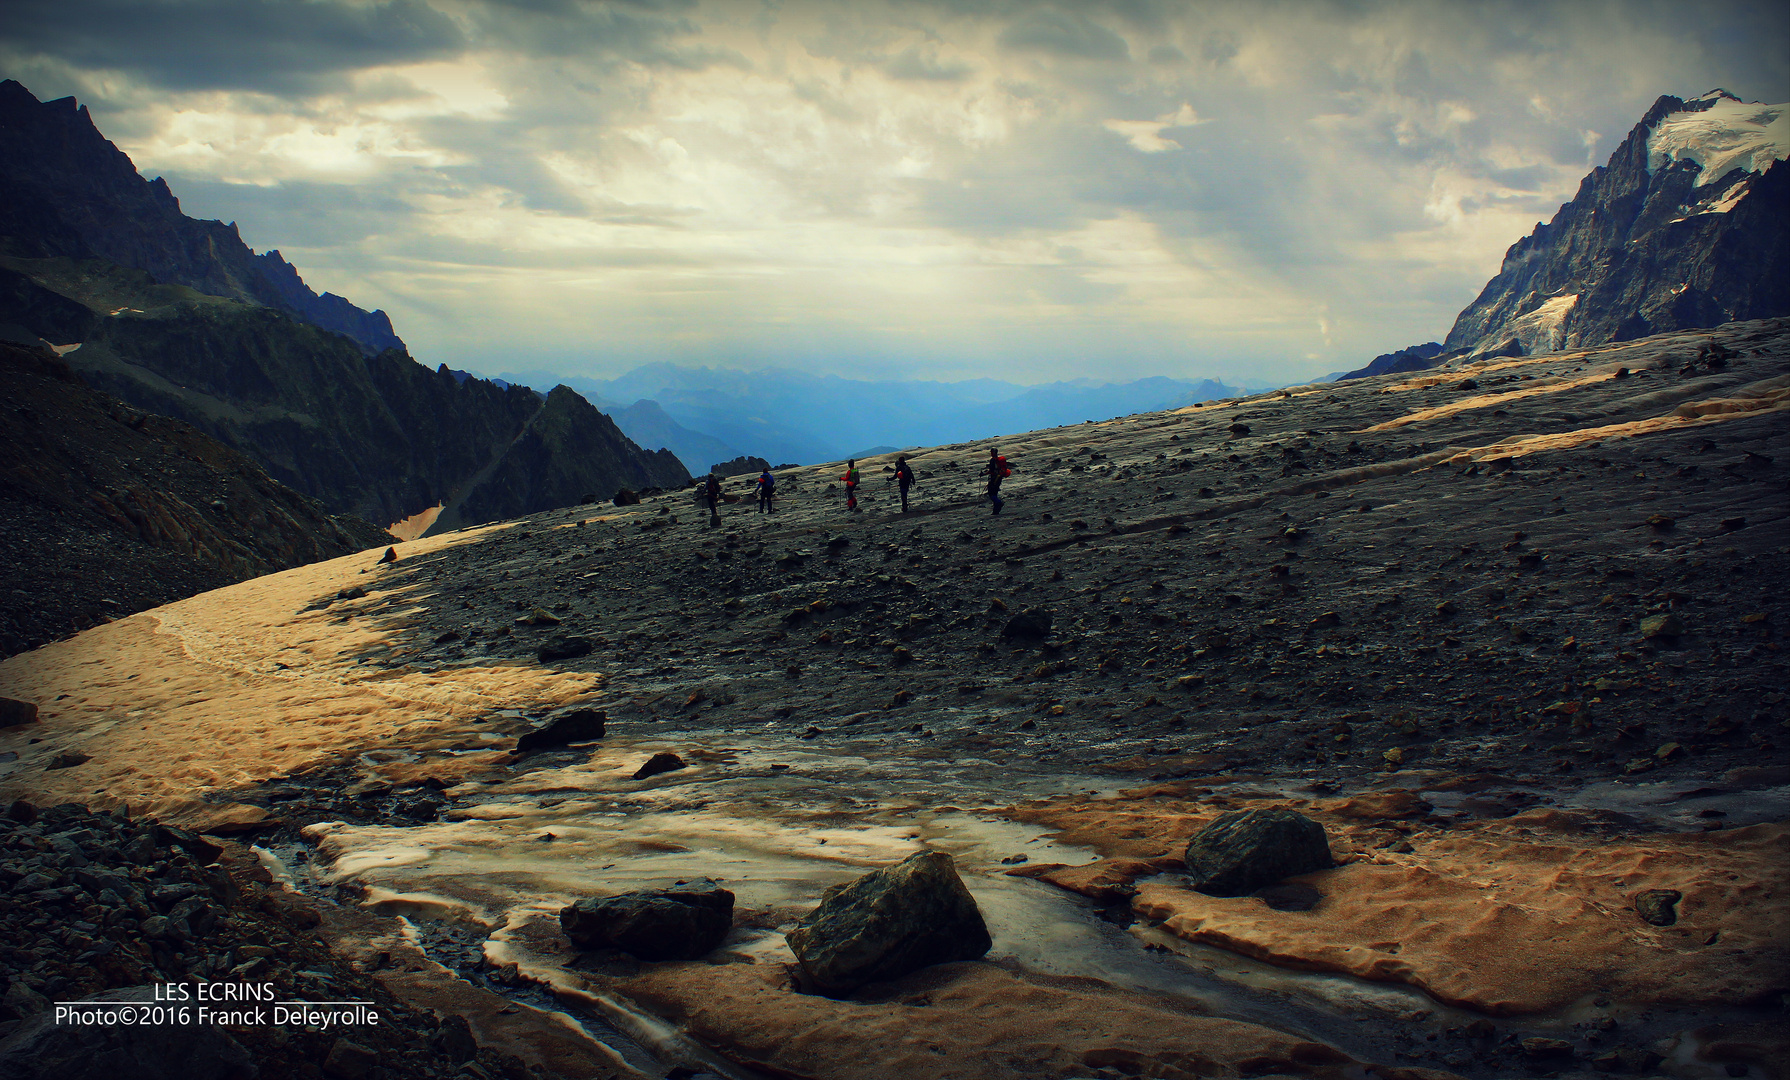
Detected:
left=3, top=0, right=1786, bottom=386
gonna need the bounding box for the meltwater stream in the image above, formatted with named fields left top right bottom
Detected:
left=258, top=731, right=1743, bottom=1080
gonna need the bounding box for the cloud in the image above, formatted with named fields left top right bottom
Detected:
left=998, top=9, right=1130, bottom=61
left=1102, top=102, right=1205, bottom=152
left=2, top=0, right=1786, bottom=387
left=0, top=0, right=464, bottom=93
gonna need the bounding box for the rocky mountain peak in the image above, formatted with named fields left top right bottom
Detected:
left=1443, top=89, right=1788, bottom=359
left=0, top=80, right=402, bottom=355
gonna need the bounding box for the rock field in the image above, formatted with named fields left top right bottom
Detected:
left=1, top=318, right=1787, bottom=1080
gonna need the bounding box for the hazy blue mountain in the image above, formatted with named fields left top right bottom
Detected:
left=500, top=364, right=1250, bottom=466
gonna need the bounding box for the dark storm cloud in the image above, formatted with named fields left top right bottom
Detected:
left=0, top=0, right=465, bottom=93
left=998, top=9, right=1130, bottom=61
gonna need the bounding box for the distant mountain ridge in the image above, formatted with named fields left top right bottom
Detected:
left=501, top=365, right=1252, bottom=468
left=0, top=79, right=688, bottom=532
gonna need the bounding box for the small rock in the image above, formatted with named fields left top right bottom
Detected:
left=377, top=546, right=397, bottom=564
left=518, top=607, right=561, bottom=626
left=633, top=752, right=687, bottom=780
left=538, top=636, right=594, bottom=663
left=1310, top=611, right=1341, bottom=628
left=0, top=696, right=39, bottom=728
left=786, top=850, right=992, bottom=996
left=1520, top=1037, right=1574, bottom=1058
left=46, top=752, right=92, bottom=770
left=1182, top=808, right=1335, bottom=897
left=1634, top=888, right=1682, bottom=926
left=1456, top=379, right=1478, bottom=391
left=560, top=883, right=734, bottom=961
left=1000, top=608, right=1054, bottom=640
left=1640, top=613, right=1684, bottom=639
left=516, top=708, right=607, bottom=752
left=7, top=799, right=38, bottom=823
left=323, top=1038, right=381, bottom=1079
left=1229, top=424, right=1250, bottom=437
left=1646, top=513, right=1675, bottom=529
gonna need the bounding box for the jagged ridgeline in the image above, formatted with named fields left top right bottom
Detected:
left=1342, top=91, right=1788, bottom=380
left=1452, top=90, right=1789, bottom=357
left=0, top=80, right=689, bottom=532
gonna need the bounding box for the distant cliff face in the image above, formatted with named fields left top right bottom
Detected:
left=1446, top=91, right=1789, bottom=356
left=0, top=79, right=401, bottom=355
left=0, top=79, right=691, bottom=531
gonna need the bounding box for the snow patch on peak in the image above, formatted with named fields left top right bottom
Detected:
left=1648, top=96, right=1789, bottom=188
left=1470, top=294, right=1577, bottom=358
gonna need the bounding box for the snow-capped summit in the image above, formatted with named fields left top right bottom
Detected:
left=1443, top=90, right=1789, bottom=358
left=1647, top=91, right=1789, bottom=189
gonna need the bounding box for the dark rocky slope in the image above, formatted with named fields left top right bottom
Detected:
left=0, top=80, right=401, bottom=355
left=0, top=341, right=394, bottom=657
left=0, top=80, right=690, bottom=531
left=1446, top=92, right=1788, bottom=357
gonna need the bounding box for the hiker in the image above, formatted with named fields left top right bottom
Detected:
left=841, top=459, right=860, bottom=512
left=704, top=473, right=722, bottom=525
left=887, top=455, right=915, bottom=512
left=756, top=469, right=775, bottom=513
left=986, top=447, right=1011, bottom=516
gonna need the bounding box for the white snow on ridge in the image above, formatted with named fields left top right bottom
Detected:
left=1648, top=94, right=1789, bottom=189
left=1470, top=294, right=1578, bottom=358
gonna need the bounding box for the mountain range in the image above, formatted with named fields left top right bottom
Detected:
left=0, top=79, right=688, bottom=534
left=499, top=365, right=1255, bottom=472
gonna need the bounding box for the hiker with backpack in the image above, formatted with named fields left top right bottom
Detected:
left=704, top=473, right=722, bottom=525
left=756, top=469, right=775, bottom=513
left=986, top=447, right=1011, bottom=516
left=841, top=459, right=861, bottom=512
left=888, top=455, right=915, bottom=512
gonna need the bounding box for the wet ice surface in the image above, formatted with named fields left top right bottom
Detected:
left=258, top=728, right=1779, bottom=1080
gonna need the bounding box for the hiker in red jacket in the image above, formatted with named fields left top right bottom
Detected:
left=986, top=447, right=1011, bottom=516
left=841, top=459, right=861, bottom=512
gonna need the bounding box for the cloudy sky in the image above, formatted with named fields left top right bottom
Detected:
left=4, top=0, right=1786, bottom=385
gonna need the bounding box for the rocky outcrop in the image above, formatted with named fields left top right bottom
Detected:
left=0, top=340, right=394, bottom=656
left=786, top=851, right=992, bottom=995
left=1445, top=91, right=1789, bottom=357
left=1338, top=342, right=1447, bottom=381
left=710, top=455, right=772, bottom=478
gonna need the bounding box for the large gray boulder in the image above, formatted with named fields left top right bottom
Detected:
left=786, top=850, right=992, bottom=996
left=559, top=882, right=733, bottom=961
left=1182, top=808, right=1335, bottom=897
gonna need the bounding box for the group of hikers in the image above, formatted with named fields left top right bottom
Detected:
left=702, top=447, right=1011, bottom=523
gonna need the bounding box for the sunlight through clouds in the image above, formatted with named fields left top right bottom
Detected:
left=1, top=0, right=1784, bottom=384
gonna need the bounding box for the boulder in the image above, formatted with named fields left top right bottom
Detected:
left=559, top=883, right=734, bottom=960
left=1000, top=608, right=1053, bottom=640
left=0, top=697, right=38, bottom=728
left=515, top=708, right=607, bottom=752
left=613, top=489, right=641, bottom=506
left=538, top=636, right=593, bottom=663
left=785, top=850, right=992, bottom=996
left=632, top=752, right=687, bottom=780
left=1182, top=808, right=1334, bottom=897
